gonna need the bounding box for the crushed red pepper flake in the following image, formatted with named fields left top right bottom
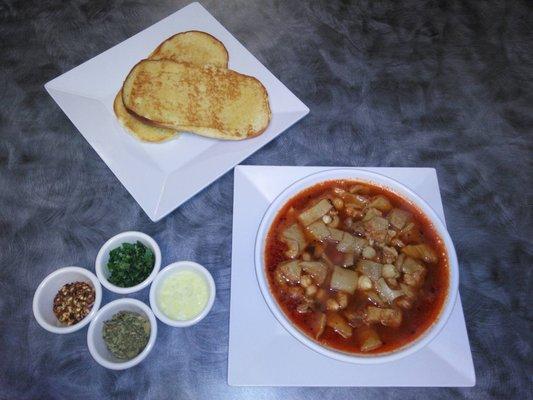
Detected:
left=53, top=282, right=95, bottom=325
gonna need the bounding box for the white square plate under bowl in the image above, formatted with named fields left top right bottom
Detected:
left=228, top=166, right=476, bottom=387
left=45, top=2, right=309, bottom=222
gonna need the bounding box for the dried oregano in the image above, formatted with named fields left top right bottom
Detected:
left=102, top=311, right=150, bottom=360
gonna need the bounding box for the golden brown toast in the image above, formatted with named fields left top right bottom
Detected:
left=115, top=31, right=229, bottom=142
left=150, top=30, right=228, bottom=68
left=122, top=60, right=271, bottom=140
left=113, top=91, right=175, bottom=142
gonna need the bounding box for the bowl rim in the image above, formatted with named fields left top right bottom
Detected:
left=94, top=231, right=162, bottom=294
left=254, top=168, right=459, bottom=364
left=32, top=266, right=103, bottom=334
left=86, top=298, right=157, bottom=370
left=149, top=261, right=216, bottom=327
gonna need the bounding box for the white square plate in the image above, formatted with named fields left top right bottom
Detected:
left=45, top=2, right=309, bottom=221
left=228, top=166, right=475, bottom=387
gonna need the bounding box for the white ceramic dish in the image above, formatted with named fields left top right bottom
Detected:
left=228, top=166, right=475, bottom=386
left=87, top=298, right=157, bottom=370
left=44, top=2, right=309, bottom=222
left=254, top=168, right=459, bottom=364
left=33, top=266, right=102, bottom=334
left=149, top=261, right=216, bottom=327
left=95, top=231, right=161, bottom=294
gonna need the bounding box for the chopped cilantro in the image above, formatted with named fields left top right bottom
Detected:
left=107, top=241, right=155, bottom=287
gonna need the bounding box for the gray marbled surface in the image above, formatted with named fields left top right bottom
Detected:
left=1, top=0, right=532, bottom=399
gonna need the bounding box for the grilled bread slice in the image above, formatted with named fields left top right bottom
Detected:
left=113, top=91, right=175, bottom=142
left=150, top=30, right=228, bottom=68
left=122, top=60, right=271, bottom=140
left=115, top=31, right=229, bottom=142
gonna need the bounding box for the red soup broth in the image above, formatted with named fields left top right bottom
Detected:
left=264, top=180, right=449, bottom=355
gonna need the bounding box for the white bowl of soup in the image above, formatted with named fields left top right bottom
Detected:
left=254, top=169, right=459, bottom=364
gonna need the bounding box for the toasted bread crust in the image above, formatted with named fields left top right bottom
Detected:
left=122, top=60, right=271, bottom=140
left=114, top=30, right=230, bottom=140
left=125, top=78, right=271, bottom=140
left=149, top=30, right=229, bottom=68
left=113, top=91, right=177, bottom=142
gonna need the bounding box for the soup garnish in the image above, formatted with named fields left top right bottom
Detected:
left=107, top=241, right=155, bottom=287
left=53, top=281, right=95, bottom=325
left=103, top=311, right=150, bottom=360
left=157, top=270, right=209, bottom=321
left=265, top=180, right=449, bottom=354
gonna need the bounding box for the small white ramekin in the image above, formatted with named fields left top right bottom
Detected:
left=149, top=261, right=216, bottom=327
left=33, top=266, right=102, bottom=334
left=87, top=298, right=157, bottom=370
left=255, top=168, right=460, bottom=364
left=95, top=231, right=161, bottom=295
